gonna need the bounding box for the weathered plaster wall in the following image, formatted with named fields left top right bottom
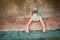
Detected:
left=0, top=0, right=60, bottom=18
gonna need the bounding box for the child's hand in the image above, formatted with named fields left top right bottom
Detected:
left=26, top=28, right=30, bottom=33
left=26, top=30, right=29, bottom=33
left=43, top=29, right=46, bottom=32
left=26, top=18, right=32, bottom=33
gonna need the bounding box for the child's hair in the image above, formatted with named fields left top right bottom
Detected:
left=32, top=10, right=38, bottom=15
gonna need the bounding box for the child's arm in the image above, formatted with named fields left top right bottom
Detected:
left=26, top=18, right=32, bottom=33
left=40, top=18, right=46, bottom=32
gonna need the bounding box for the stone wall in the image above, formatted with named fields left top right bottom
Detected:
left=0, top=0, right=60, bottom=30
left=0, top=0, right=60, bottom=18
left=0, top=18, right=60, bottom=30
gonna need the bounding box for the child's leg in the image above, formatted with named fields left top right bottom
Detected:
left=40, top=19, right=46, bottom=32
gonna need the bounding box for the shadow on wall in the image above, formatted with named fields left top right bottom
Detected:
left=45, top=0, right=60, bottom=17
left=52, top=0, right=60, bottom=17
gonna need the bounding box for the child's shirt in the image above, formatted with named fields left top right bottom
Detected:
left=31, top=16, right=41, bottom=21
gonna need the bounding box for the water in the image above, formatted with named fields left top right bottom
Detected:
left=0, top=29, right=60, bottom=40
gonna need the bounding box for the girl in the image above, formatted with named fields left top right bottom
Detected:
left=26, top=10, right=46, bottom=33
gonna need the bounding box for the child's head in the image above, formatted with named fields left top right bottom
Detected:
left=32, top=10, right=38, bottom=17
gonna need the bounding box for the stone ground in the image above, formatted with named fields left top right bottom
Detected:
left=0, top=17, right=60, bottom=30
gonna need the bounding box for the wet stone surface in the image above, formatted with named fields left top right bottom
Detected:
left=0, top=29, right=60, bottom=39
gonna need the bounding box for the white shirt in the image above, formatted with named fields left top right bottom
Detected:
left=31, top=16, right=41, bottom=21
